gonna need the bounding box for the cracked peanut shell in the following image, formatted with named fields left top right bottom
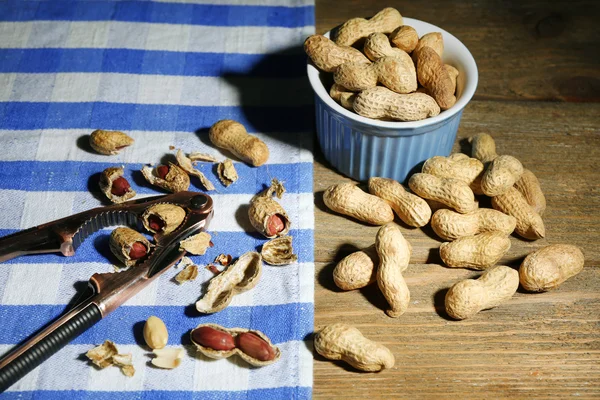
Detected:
left=217, top=159, right=238, bottom=187
left=248, top=179, right=291, bottom=238
left=261, top=236, right=298, bottom=266
left=86, top=340, right=118, bottom=369
left=89, top=130, right=134, bottom=155
left=176, top=149, right=215, bottom=191
left=195, top=252, right=262, bottom=314
left=142, top=203, right=186, bottom=235
left=175, top=263, right=198, bottom=283
left=179, top=231, right=212, bottom=255
left=142, top=162, right=190, bottom=193
left=109, top=227, right=152, bottom=268
left=99, top=166, right=136, bottom=203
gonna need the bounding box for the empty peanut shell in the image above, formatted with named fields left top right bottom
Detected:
left=261, top=236, right=298, bottom=265
left=195, top=252, right=262, bottom=313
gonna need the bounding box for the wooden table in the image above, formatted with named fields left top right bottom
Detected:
left=312, top=1, right=600, bottom=397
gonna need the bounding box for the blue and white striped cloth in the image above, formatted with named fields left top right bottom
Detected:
left=0, top=0, right=315, bottom=398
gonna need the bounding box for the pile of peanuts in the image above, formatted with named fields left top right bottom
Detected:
left=305, top=7, right=458, bottom=121
left=316, top=132, right=585, bottom=372
left=85, top=120, right=296, bottom=374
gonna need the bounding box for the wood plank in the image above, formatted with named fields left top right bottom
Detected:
left=315, top=0, right=600, bottom=102
left=313, top=100, right=600, bottom=398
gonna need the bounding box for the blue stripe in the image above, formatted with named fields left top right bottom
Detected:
left=0, top=102, right=314, bottom=132
left=0, top=229, right=314, bottom=264
left=2, top=388, right=312, bottom=400
left=0, top=49, right=307, bottom=78
left=0, top=1, right=314, bottom=28
left=0, top=302, right=314, bottom=345
left=0, top=160, right=313, bottom=194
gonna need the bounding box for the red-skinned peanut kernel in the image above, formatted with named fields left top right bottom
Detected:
left=111, top=177, right=131, bottom=196
left=147, top=215, right=165, bottom=232
left=192, top=326, right=236, bottom=351
left=129, top=241, right=147, bottom=260
left=266, top=214, right=285, bottom=236
left=236, top=332, right=275, bottom=361
left=156, top=165, right=169, bottom=179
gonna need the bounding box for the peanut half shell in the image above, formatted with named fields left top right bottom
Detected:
left=109, top=227, right=152, bottom=268
left=248, top=179, right=291, bottom=238
left=188, top=151, right=218, bottom=163
left=175, top=263, right=198, bottom=283
left=99, top=166, right=136, bottom=203
left=217, top=159, right=238, bottom=187
left=179, top=232, right=212, bottom=255
left=261, top=236, right=298, bottom=266
left=190, top=323, right=280, bottom=367
left=195, top=252, right=262, bottom=313
left=142, top=162, right=190, bottom=193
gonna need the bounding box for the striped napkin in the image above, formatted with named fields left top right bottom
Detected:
left=0, top=0, right=314, bottom=398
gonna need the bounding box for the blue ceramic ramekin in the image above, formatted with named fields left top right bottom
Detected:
left=307, top=18, right=478, bottom=183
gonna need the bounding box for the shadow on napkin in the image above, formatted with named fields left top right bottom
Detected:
left=195, top=44, right=314, bottom=152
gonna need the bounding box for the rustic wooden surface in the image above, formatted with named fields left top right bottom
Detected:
left=312, top=1, right=600, bottom=398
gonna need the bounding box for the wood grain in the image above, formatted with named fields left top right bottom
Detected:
left=313, top=99, right=600, bottom=397
left=315, top=0, right=600, bottom=102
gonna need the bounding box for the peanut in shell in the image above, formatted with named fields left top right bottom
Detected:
left=248, top=179, right=290, bottom=238
left=109, top=227, right=152, bottom=267
left=314, top=323, right=395, bottom=372
left=491, top=187, right=545, bottom=240
left=191, top=323, right=280, bottom=367
left=141, top=162, right=190, bottom=193
left=89, top=130, right=134, bottom=155
left=99, top=166, right=136, bottom=203
left=440, top=231, right=511, bottom=270
left=408, top=173, right=478, bottom=214
left=142, top=203, right=186, bottom=235
left=323, top=182, right=394, bottom=225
